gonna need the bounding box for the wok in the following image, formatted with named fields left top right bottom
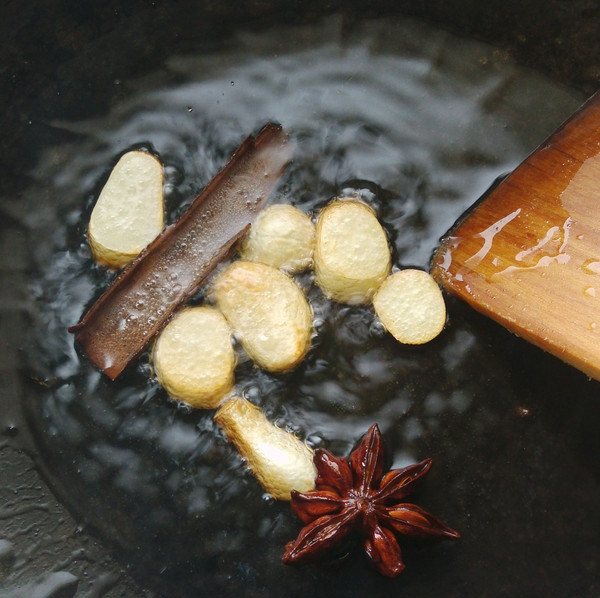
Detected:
left=1, top=1, right=599, bottom=597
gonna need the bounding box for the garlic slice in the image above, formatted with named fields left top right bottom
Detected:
left=240, top=204, right=315, bottom=273
left=314, top=199, right=391, bottom=304
left=373, top=269, right=446, bottom=344
left=212, top=261, right=312, bottom=372
left=152, top=306, right=235, bottom=408
left=88, top=150, right=164, bottom=268
left=214, top=396, right=316, bottom=500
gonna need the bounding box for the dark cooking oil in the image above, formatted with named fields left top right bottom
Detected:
left=18, top=15, right=600, bottom=598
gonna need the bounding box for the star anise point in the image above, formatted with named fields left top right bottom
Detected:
left=283, top=424, right=459, bottom=577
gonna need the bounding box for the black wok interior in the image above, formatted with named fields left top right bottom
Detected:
left=1, top=2, right=599, bottom=597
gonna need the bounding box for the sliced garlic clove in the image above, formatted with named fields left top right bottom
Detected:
left=215, top=396, right=316, bottom=500
left=211, top=261, right=312, bottom=372
left=240, top=204, right=315, bottom=273
left=88, top=150, right=164, bottom=268
left=152, top=306, right=235, bottom=408
left=373, top=269, right=446, bottom=344
left=314, top=199, right=391, bottom=304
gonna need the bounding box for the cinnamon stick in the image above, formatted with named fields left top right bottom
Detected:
left=69, top=123, right=293, bottom=379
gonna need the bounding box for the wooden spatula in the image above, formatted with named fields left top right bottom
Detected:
left=431, top=92, right=600, bottom=381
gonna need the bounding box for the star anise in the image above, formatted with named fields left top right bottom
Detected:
left=282, top=424, right=459, bottom=577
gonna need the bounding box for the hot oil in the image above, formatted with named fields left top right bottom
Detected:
left=20, top=16, right=599, bottom=598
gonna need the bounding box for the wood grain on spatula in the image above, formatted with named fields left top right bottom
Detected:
left=431, top=92, right=600, bottom=380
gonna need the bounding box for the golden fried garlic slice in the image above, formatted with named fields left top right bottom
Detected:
left=240, top=204, right=315, bottom=273
left=215, top=396, right=316, bottom=500
left=211, top=261, right=312, bottom=372
left=152, top=307, right=235, bottom=408
left=88, top=151, right=164, bottom=268
left=314, top=199, right=391, bottom=304
left=373, top=269, right=446, bottom=344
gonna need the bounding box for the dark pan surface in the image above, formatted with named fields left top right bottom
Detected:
left=1, top=2, right=599, bottom=597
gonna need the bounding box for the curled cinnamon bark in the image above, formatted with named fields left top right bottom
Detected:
left=69, top=123, right=293, bottom=379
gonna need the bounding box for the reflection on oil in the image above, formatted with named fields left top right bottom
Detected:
left=487, top=152, right=600, bottom=306
left=582, top=258, right=600, bottom=275
left=493, top=216, right=572, bottom=276
left=560, top=152, right=600, bottom=291
left=464, top=208, right=521, bottom=268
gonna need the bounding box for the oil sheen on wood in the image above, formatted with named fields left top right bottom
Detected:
left=432, top=93, right=600, bottom=380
